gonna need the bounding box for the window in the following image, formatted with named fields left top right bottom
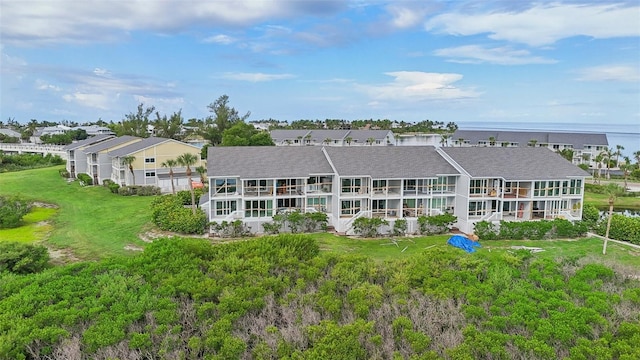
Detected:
left=470, top=179, right=488, bottom=195
left=341, top=200, right=361, bottom=215
left=307, top=197, right=327, bottom=212
left=215, top=200, right=237, bottom=216
left=534, top=181, right=545, bottom=197
left=468, top=201, right=487, bottom=217
left=341, top=178, right=362, bottom=193
left=372, top=199, right=386, bottom=210
left=404, top=179, right=417, bottom=193
left=145, top=158, right=155, bottom=163
left=372, top=180, right=387, bottom=193
left=214, top=178, right=237, bottom=194
left=145, top=171, right=156, bottom=177
left=245, top=200, right=273, bottom=217
left=569, top=179, right=582, bottom=195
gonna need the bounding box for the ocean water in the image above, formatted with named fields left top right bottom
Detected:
left=457, top=121, right=640, bottom=158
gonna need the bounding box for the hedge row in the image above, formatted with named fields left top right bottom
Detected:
left=474, top=218, right=588, bottom=240
left=151, top=195, right=207, bottom=234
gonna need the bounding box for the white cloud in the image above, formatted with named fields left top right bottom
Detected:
left=426, top=3, right=640, bottom=46
left=221, top=72, right=295, bottom=82
left=36, top=79, right=62, bottom=92
left=203, top=34, right=237, bottom=45
left=576, top=65, right=640, bottom=82
left=359, top=71, right=480, bottom=101
left=385, top=3, right=432, bottom=29
left=434, top=45, right=556, bottom=65
left=62, top=92, right=111, bottom=110
left=1, top=0, right=347, bottom=45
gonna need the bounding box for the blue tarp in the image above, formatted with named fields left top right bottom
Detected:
left=447, top=235, right=481, bottom=253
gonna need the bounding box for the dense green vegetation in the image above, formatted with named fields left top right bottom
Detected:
left=0, top=195, right=32, bottom=229
left=1, top=235, right=638, bottom=359
left=0, top=207, right=56, bottom=242
left=0, top=152, right=65, bottom=172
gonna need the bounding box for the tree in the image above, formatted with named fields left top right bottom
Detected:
left=440, top=134, right=451, bottom=147
left=528, top=139, right=538, bottom=147
left=221, top=122, right=274, bottom=146
left=615, top=144, right=624, bottom=166
left=557, top=149, right=574, bottom=162
left=121, top=156, right=136, bottom=185
left=602, top=148, right=613, bottom=179
left=323, top=138, right=332, bottom=146
left=488, top=136, right=496, bottom=147
left=602, top=183, right=624, bottom=255
left=456, top=138, right=465, bottom=147
left=195, top=165, right=207, bottom=185
left=177, top=153, right=199, bottom=215
left=114, top=103, right=155, bottom=137
left=620, top=157, right=632, bottom=190
left=345, top=136, right=353, bottom=146
left=366, top=137, right=375, bottom=146
left=594, top=152, right=605, bottom=184
left=201, top=95, right=250, bottom=145
left=161, top=159, right=178, bottom=194
left=154, top=110, right=184, bottom=140
left=634, top=150, right=640, bottom=166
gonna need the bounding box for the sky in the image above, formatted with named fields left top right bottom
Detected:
left=1, top=0, right=639, bottom=137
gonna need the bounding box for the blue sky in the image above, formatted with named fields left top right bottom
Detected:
left=1, top=0, right=639, bottom=132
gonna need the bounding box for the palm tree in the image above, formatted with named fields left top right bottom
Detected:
left=488, top=136, right=496, bottom=147
left=161, top=159, right=178, bottom=194
left=366, top=137, right=376, bottom=146
left=177, top=152, right=199, bottom=215
left=323, top=137, right=332, bottom=146
left=620, top=157, right=632, bottom=190
left=615, top=145, right=624, bottom=166
left=440, top=134, right=451, bottom=147
left=634, top=150, right=640, bottom=166
left=602, top=148, right=613, bottom=179
left=345, top=136, right=353, bottom=146
left=602, top=183, right=624, bottom=255
left=457, top=138, right=465, bottom=147
left=195, top=165, right=207, bottom=186
left=121, top=155, right=136, bottom=185
left=528, top=139, right=538, bottom=147
left=594, top=152, right=604, bottom=184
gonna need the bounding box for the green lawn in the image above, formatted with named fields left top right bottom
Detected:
left=0, top=166, right=153, bottom=260
left=310, top=233, right=640, bottom=268
left=0, top=207, right=57, bottom=242
left=584, top=191, right=640, bottom=210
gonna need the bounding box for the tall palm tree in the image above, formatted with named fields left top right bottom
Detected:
left=366, top=137, right=375, bottom=146
left=121, top=155, right=136, bottom=185
left=177, top=152, right=199, bottom=215
left=323, top=137, right=332, bottom=146
left=620, top=157, right=632, bottom=190
left=457, top=138, right=465, bottom=147
left=602, top=183, right=624, bottom=255
left=634, top=150, right=640, bottom=165
left=195, top=165, right=207, bottom=186
left=528, top=139, right=538, bottom=147
left=602, top=148, right=613, bottom=179
left=615, top=145, right=624, bottom=167
left=488, top=136, right=496, bottom=147
left=593, top=152, right=604, bottom=184
left=440, top=134, right=451, bottom=147
left=161, top=159, right=178, bottom=194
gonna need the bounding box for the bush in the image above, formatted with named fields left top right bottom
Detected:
left=353, top=217, right=388, bottom=237
left=392, top=219, right=407, bottom=236
left=76, top=173, right=93, bottom=186
left=151, top=195, right=208, bottom=234
left=0, top=195, right=32, bottom=229
left=582, top=204, right=600, bottom=229
left=475, top=219, right=587, bottom=240
left=118, top=185, right=161, bottom=196
left=58, top=169, right=69, bottom=178
left=595, top=214, right=640, bottom=245
left=212, top=220, right=251, bottom=238
left=177, top=189, right=205, bottom=205
left=0, top=242, right=49, bottom=274
left=417, top=213, right=457, bottom=235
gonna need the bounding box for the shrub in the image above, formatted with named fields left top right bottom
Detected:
left=475, top=219, right=587, bottom=241
left=151, top=195, right=208, bottom=234
left=595, top=214, right=640, bottom=245
left=392, top=218, right=407, bottom=236
left=582, top=204, right=600, bottom=229
left=0, top=242, right=49, bottom=274
left=76, top=173, right=93, bottom=186
left=417, top=213, right=457, bottom=235
left=353, top=217, right=388, bottom=237
left=211, top=220, right=251, bottom=238
left=58, top=169, right=70, bottom=178
left=0, top=195, right=32, bottom=229
left=118, top=185, right=161, bottom=196
left=177, top=189, right=205, bottom=205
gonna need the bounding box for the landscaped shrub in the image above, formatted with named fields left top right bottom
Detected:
left=0, top=195, right=32, bottom=229
left=76, top=173, right=93, bottom=186
left=118, top=185, right=161, bottom=196
left=58, top=169, right=69, bottom=178
left=595, top=214, right=640, bottom=245
left=353, top=217, right=388, bottom=237
left=0, top=242, right=49, bottom=274
left=417, top=213, right=457, bottom=235
left=0, top=153, right=65, bottom=172
left=392, top=218, right=407, bottom=236
left=582, top=204, right=600, bottom=229
left=475, top=219, right=588, bottom=240
left=151, top=195, right=207, bottom=234
left=211, top=220, right=251, bottom=238
left=177, top=189, right=205, bottom=205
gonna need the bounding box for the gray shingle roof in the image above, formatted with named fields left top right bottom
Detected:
left=62, top=134, right=114, bottom=150
left=270, top=130, right=311, bottom=143
left=0, top=128, right=21, bottom=138
left=81, top=135, right=140, bottom=154
left=207, top=146, right=334, bottom=178
left=452, top=129, right=608, bottom=149
left=345, top=130, right=393, bottom=143
left=442, top=147, right=590, bottom=180
left=108, top=137, right=173, bottom=157
left=325, top=146, right=459, bottom=178
left=308, top=130, right=350, bottom=142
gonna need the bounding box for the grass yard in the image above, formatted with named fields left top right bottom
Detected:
left=0, top=166, right=153, bottom=260
left=310, top=233, right=640, bottom=268
left=0, top=207, right=57, bottom=242
left=584, top=191, right=640, bottom=210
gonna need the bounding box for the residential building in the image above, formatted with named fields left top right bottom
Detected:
left=270, top=129, right=395, bottom=146
left=450, top=130, right=609, bottom=168
left=84, top=136, right=142, bottom=185
left=109, top=137, right=204, bottom=192
left=62, top=134, right=115, bottom=178
left=206, top=146, right=589, bottom=235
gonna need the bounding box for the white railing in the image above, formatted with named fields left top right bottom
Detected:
left=0, top=143, right=67, bottom=159
left=344, top=210, right=371, bottom=233
left=224, top=210, right=243, bottom=222
left=481, top=212, right=501, bottom=222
